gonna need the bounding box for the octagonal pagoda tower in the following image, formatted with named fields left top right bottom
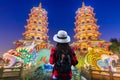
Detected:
left=74, top=2, right=101, bottom=41
left=23, top=3, right=48, bottom=42
left=14, top=3, right=53, bottom=51
left=72, top=2, right=111, bottom=53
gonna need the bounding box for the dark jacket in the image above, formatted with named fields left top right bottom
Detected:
left=49, top=47, right=78, bottom=80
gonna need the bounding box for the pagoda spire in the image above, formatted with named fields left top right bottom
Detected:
left=39, top=3, right=42, bottom=8
left=82, top=1, right=85, bottom=7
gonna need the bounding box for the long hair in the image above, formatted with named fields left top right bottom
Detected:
left=55, top=43, right=71, bottom=53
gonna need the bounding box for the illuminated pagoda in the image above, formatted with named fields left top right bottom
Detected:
left=14, top=3, right=53, bottom=51
left=72, top=2, right=111, bottom=54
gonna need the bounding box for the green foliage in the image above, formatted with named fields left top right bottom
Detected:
left=72, top=69, right=81, bottom=80
left=109, top=38, right=120, bottom=54
left=27, top=66, right=51, bottom=80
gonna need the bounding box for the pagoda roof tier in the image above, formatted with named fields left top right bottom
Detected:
left=74, top=31, right=101, bottom=36
left=75, top=23, right=99, bottom=28
left=27, top=18, right=48, bottom=24
left=74, top=25, right=99, bottom=32
left=74, top=31, right=101, bottom=39
left=75, top=15, right=95, bottom=20
left=75, top=20, right=97, bottom=27
left=27, top=20, right=48, bottom=26
left=30, top=10, right=47, bottom=16
left=23, top=33, right=49, bottom=40
left=25, top=27, right=48, bottom=33
left=75, top=17, right=97, bottom=23
left=29, top=15, right=48, bottom=21
left=27, top=19, right=48, bottom=26
left=23, top=31, right=48, bottom=35
left=29, top=14, right=48, bottom=20
left=76, top=11, right=95, bottom=17
left=31, top=3, right=47, bottom=15
left=76, top=7, right=94, bottom=15
left=26, top=22, right=48, bottom=27
left=25, top=23, right=47, bottom=28
left=25, top=24, right=48, bottom=30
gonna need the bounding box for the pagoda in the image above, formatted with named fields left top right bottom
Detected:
left=72, top=2, right=111, bottom=54
left=23, top=3, right=48, bottom=41
left=14, top=3, right=53, bottom=51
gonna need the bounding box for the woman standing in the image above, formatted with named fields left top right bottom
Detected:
left=49, top=30, right=78, bottom=80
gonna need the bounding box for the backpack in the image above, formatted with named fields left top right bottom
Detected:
left=55, top=50, right=72, bottom=73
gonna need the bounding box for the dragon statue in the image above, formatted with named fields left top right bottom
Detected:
left=76, top=47, right=119, bottom=71
left=2, top=41, right=51, bottom=69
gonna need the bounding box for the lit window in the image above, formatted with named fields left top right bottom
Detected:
left=82, top=22, right=85, bottom=24
left=32, top=28, right=35, bottom=30
left=34, top=21, right=37, bottom=23
left=87, top=21, right=90, bottom=23
left=31, top=36, right=34, bottom=39
left=37, top=37, right=40, bottom=40
left=38, top=29, right=40, bottom=31
left=88, top=28, right=91, bottom=30
left=83, top=48, right=87, bottom=51
left=86, top=14, right=89, bottom=16
left=82, top=38, right=86, bottom=40
left=88, top=36, right=92, bottom=40
left=39, top=22, right=41, bottom=24
left=34, top=15, right=37, bottom=17
left=82, top=29, right=85, bottom=31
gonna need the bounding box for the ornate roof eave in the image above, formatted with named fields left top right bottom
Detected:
left=23, top=31, right=48, bottom=35
left=75, top=30, right=101, bottom=36
left=75, top=12, right=95, bottom=19
left=30, top=10, right=47, bottom=16
left=27, top=18, right=48, bottom=22
left=25, top=23, right=48, bottom=28
left=25, top=25, right=48, bottom=29
left=75, top=17, right=97, bottom=23
left=22, top=31, right=35, bottom=36
left=29, top=13, right=47, bottom=18
left=28, top=17, right=48, bottom=23
left=75, top=22, right=99, bottom=28
left=26, top=22, right=48, bottom=27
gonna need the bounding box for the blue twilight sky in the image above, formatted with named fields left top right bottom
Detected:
left=0, top=0, right=120, bottom=54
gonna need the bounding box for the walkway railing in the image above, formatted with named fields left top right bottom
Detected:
left=80, top=66, right=120, bottom=80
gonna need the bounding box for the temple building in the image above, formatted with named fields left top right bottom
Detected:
left=72, top=2, right=111, bottom=54
left=14, top=3, right=53, bottom=51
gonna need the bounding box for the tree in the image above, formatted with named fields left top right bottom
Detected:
left=110, top=38, right=118, bottom=43
left=109, top=38, right=120, bottom=54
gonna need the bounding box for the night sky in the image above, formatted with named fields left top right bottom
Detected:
left=0, top=0, right=120, bottom=54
